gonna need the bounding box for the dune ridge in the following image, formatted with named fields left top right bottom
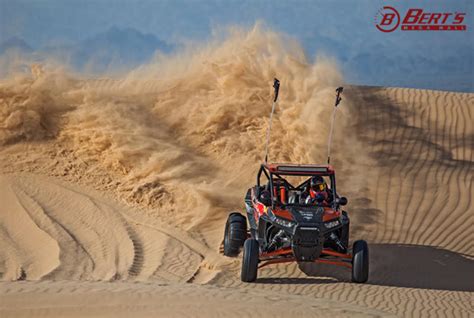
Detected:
left=0, top=26, right=473, bottom=317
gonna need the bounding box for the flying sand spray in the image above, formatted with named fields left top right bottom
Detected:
left=263, top=78, right=343, bottom=164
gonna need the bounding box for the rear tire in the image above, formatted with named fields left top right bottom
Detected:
left=351, top=240, right=369, bottom=283
left=241, top=239, right=259, bottom=282
left=223, top=213, right=247, bottom=257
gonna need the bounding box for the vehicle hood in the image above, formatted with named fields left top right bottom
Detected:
left=286, top=206, right=326, bottom=223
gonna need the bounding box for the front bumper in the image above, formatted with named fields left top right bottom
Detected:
left=291, top=225, right=324, bottom=261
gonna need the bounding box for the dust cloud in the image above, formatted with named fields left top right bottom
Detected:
left=0, top=25, right=346, bottom=231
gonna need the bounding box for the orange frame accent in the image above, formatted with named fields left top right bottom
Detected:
left=258, top=257, right=352, bottom=269
left=316, top=259, right=352, bottom=269
left=260, top=247, right=292, bottom=258
left=320, top=249, right=352, bottom=259
left=258, top=248, right=353, bottom=269
left=261, top=248, right=351, bottom=260
left=259, top=258, right=295, bottom=268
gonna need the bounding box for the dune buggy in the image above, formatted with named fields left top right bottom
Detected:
left=223, top=163, right=369, bottom=283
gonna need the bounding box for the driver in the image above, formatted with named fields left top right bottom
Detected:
left=302, top=176, right=332, bottom=205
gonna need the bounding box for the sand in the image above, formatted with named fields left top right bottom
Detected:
left=0, top=26, right=473, bottom=317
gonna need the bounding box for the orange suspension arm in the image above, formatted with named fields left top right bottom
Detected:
left=321, top=249, right=352, bottom=259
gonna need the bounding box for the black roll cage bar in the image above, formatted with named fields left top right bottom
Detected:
left=256, top=164, right=338, bottom=208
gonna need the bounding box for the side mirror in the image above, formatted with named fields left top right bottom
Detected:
left=315, top=193, right=325, bottom=203
left=338, top=197, right=348, bottom=206
left=259, top=190, right=272, bottom=206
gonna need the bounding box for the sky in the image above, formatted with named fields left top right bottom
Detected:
left=0, top=0, right=473, bottom=91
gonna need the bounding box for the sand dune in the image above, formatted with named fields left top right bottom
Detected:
left=0, top=173, right=229, bottom=282
left=0, top=174, right=389, bottom=318
left=346, top=87, right=473, bottom=255
left=0, top=27, right=473, bottom=317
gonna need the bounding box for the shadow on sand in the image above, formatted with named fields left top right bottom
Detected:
left=257, top=244, right=474, bottom=292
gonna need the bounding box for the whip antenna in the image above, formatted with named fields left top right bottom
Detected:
left=264, top=78, right=280, bottom=163
left=327, top=87, right=343, bottom=164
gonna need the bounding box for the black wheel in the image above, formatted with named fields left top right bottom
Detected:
left=241, top=239, right=259, bottom=282
left=351, top=240, right=369, bottom=283
left=223, top=213, right=247, bottom=257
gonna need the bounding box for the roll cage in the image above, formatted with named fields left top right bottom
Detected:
left=256, top=163, right=338, bottom=208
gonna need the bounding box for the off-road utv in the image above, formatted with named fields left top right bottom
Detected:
left=223, top=163, right=369, bottom=283
left=223, top=79, right=368, bottom=283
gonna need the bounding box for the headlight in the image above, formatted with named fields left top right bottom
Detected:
left=324, top=220, right=340, bottom=229
left=274, top=217, right=295, bottom=228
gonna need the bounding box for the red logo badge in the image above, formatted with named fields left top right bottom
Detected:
left=375, top=7, right=467, bottom=32
left=375, top=6, right=400, bottom=33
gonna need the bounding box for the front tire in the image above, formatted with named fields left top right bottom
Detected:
left=241, top=239, right=259, bottom=282
left=351, top=240, right=369, bottom=283
left=223, top=213, right=247, bottom=257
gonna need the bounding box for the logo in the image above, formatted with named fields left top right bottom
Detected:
left=375, top=7, right=467, bottom=32
left=375, top=6, right=400, bottom=32
left=299, top=211, right=314, bottom=221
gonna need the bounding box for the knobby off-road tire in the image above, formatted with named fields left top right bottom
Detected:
left=351, top=240, right=369, bottom=283
left=223, top=213, right=247, bottom=257
left=241, top=239, right=259, bottom=282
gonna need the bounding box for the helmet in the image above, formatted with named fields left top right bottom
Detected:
left=310, top=176, right=327, bottom=192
